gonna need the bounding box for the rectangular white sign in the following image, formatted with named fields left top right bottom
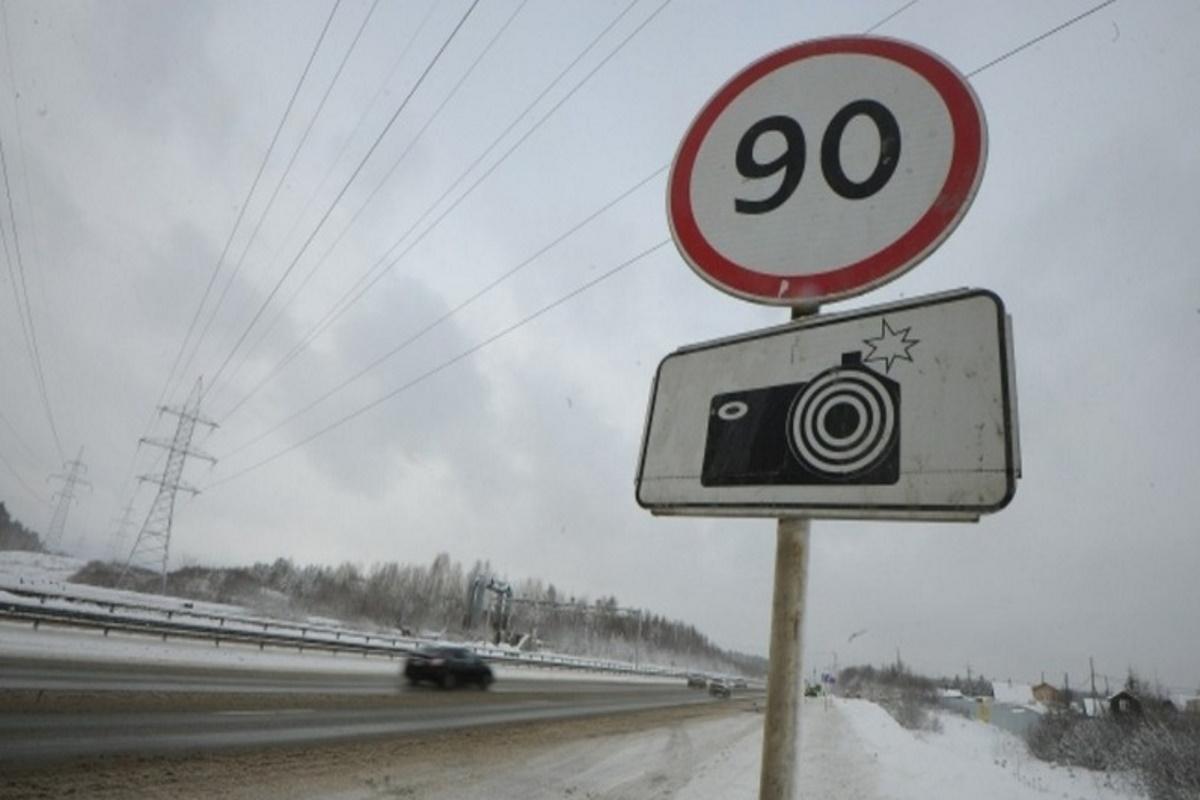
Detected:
left=636, top=289, right=1019, bottom=521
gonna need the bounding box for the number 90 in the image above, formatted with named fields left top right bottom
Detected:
left=734, top=100, right=901, bottom=214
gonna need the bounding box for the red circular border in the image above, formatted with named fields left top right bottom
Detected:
left=668, top=37, right=985, bottom=305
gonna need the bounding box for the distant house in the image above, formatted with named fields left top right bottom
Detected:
left=1187, top=698, right=1200, bottom=715
left=992, top=681, right=1034, bottom=705
left=1032, top=682, right=1062, bottom=706
left=1109, top=690, right=1143, bottom=716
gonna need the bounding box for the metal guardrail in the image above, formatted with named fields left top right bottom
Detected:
left=0, top=584, right=684, bottom=678
left=0, top=583, right=413, bottom=646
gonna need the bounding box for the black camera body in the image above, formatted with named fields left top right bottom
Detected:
left=701, top=351, right=901, bottom=487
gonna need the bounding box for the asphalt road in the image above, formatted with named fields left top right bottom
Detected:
left=0, top=655, right=405, bottom=694
left=0, top=653, right=678, bottom=694
left=0, top=656, right=728, bottom=763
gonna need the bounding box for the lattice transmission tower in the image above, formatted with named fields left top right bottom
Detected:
left=121, top=379, right=216, bottom=593
left=46, top=446, right=91, bottom=552
left=107, top=501, right=137, bottom=561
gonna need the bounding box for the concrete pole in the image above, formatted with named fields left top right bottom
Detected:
left=758, top=516, right=811, bottom=800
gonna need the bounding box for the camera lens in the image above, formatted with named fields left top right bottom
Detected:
left=789, top=366, right=896, bottom=476
left=818, top=399, right=865, bottom=443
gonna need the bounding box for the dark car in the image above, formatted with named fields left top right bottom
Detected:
left=708, top=679, right=732, bottom=698
left=687, top=674, right=707, bottom=689
left=404, top=646, right=493, bottom=689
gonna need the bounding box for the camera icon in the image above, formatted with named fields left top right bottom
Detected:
left=701, top=351, right=900, bottom=486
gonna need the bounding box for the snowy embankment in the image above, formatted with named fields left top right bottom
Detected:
left=833, top=699, right=1142, bottom=800
left=561, top=698, right=1143, bottom=800
left=289, top=697, right=1146, bottom=800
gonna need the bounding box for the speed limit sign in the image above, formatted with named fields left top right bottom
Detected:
left=668, top=37, right=986, bottom=306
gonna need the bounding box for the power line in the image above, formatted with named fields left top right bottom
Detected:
left=221, top=163, right=667, bottom=460
left=0, top=407, right=38, bottom=465
left=110, top=0, right=343, bottom=517
left=0, top=195, right=42, bottom=422
left=154, top=0, right=344, bottom=414
left=864, top=0, right=918, bottom=34
left=1, top=0, right=66, bottom=449
left=208, top=0, right=530, bottom=411
left=199, top=0, right=483, bottom=402
left=0, top=1, right=39, bottom=397
left=0, top=444, right=45, bottom=506
left=218, top=0, right=665, bottom=421
left=0, top=121, right=64, bottom=462
left=205, top=0, right=447, bottom=409
left=207, top=239, right=670, bottom=488
left=182, top=0, right=382, bottom=401
left=207, top=0, right=921, bottom=486
left=967, top=0, right=1118, bottom=77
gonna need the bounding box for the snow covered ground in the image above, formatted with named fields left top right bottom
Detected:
left=829, top=699, right=1141, bottom=800
left=344, top=698, right=1144, bottom=800
left=1, top=695, right=1149, bottom=799
left=0, top=551, right=88, bottom=588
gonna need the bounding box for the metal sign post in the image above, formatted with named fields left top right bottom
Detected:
left=760, top=515, right=810, bottom=800
left=759, top=304, right=816, bottom=800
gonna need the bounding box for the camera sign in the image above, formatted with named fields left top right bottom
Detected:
left=668, top=37, right=986, bottom=306
left=636, top=289, right=1018, bottom=520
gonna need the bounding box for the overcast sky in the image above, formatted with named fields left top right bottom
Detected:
left=0, top=0, right=1197, bottom=692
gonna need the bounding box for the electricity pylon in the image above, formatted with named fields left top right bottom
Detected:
left=45, top=446, right=91, bottom=552
left=120, top=379, right=216, bottom=593
left=107, top=501, right=137, bottom=561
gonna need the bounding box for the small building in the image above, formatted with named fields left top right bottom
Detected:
left=992, top=681, right=1034, bottom=705
left=1109, top=690, right=1143, bottom=716
left=1032, top=682, right=1062, bottom=706
left=1187, top=698, right=1200, bottom=715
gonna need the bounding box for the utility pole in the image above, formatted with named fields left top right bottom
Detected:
left=120, top=379, right=216, bottom=593
left=1090, top=656, right=1097, bottom=699
left=45, top=446, right=91, bottom=552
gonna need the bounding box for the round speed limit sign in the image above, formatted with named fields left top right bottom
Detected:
left=668, top=37, right=986, bottom=306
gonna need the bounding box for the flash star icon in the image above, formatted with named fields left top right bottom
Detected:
left=863, top=318, right=919, bottom=373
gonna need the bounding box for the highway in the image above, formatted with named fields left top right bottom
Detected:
left=0, top=655, right=723, bottom=763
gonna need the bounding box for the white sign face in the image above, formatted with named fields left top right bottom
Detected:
left=668, top=37, right=986, bottom=306
left=636, top=289, right=1018, bottom=520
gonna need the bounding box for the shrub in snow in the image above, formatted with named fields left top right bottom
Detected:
left=1026, top=707, right=1200, bottom=800
left=1116, top=716, right=1200, bottom=800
